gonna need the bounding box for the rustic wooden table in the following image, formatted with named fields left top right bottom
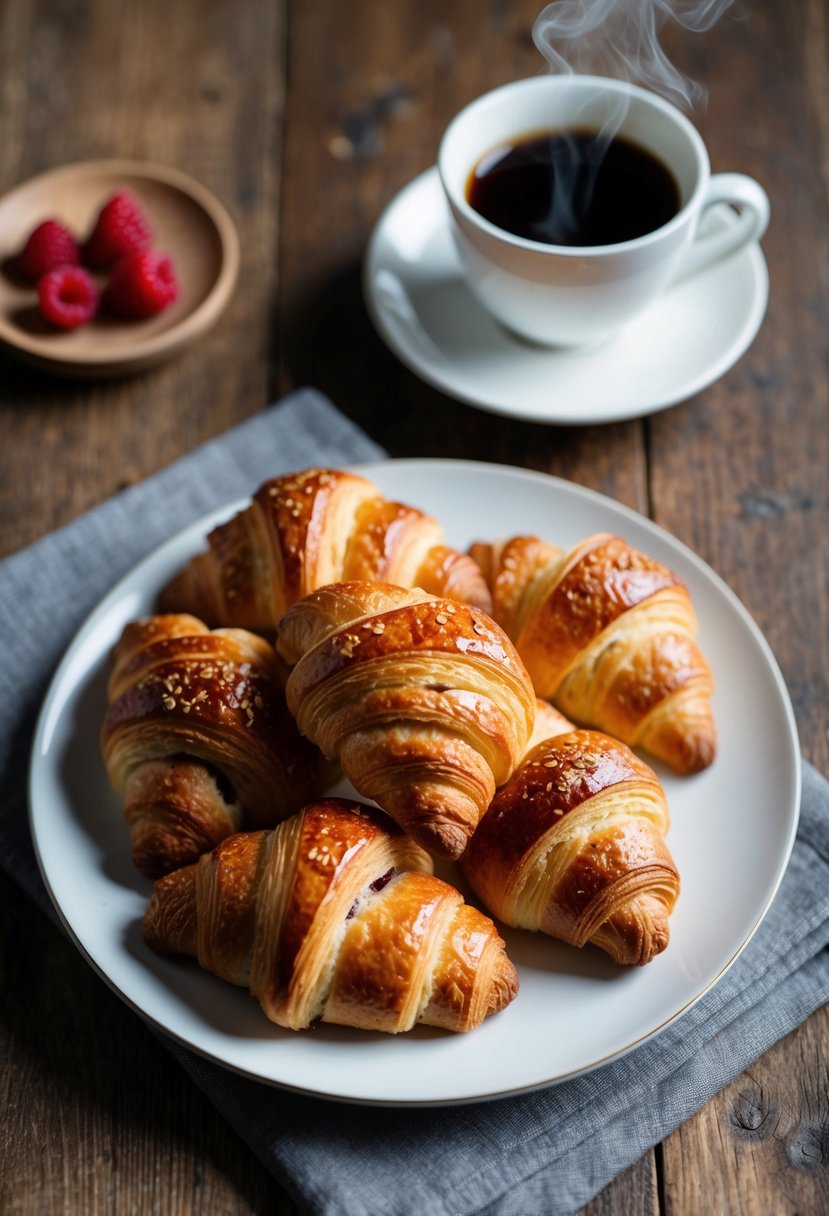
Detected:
left=1, top=1, right=827, bottom=1212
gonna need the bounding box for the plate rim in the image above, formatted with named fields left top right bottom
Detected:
left=0, top=157, right=240, bottom=373
left=363, top=167, right=769, bottom=425
left=27, top=456, right=802, bottom=1105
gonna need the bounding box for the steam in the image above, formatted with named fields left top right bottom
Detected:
left=533, top=0, right=738, bottom=110
left=470, top=1, right=739, bottom=247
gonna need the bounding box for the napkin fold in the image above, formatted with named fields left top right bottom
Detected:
left=1, top=388, right=827, bottom=1216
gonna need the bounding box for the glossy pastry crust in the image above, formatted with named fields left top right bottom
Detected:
left=143, top=798, right=519, bottom=1033
left=462, top=727, right=679, bottom=966
left=101, top=613, right=323, bottom=876
left=275, top=581, right=536, bottom=860
left=159, top=467, right=492, bottom=629
left=470, top=532, right=716, bottom=774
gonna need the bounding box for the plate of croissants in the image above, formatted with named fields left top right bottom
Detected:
left=28, top=460, right=800, bottom=1105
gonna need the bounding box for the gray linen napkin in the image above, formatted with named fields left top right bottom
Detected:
left=1, top=388, right=827, bottom=1216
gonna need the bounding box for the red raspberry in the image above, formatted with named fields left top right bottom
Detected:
left=104, top=250, right=180, bottom=318
left=83, top=191, right=152, bottom=270
left=17, top=219, right=80, bottom=281
left=37, top=266, right=99, bottom=329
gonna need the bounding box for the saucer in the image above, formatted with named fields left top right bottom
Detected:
left=364, top=167, right=769, bottom=425
left=0, top=160, right=239, bottom=378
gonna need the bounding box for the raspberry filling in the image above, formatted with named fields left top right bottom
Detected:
left=346, top=868, right=395, bottom=919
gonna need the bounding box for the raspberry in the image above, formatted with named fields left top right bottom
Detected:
left=17, top=219, right=80, bottom=281
left=104, top=250, right=180, bottom=318
left=83, top=191, right=152, bottom=270
left=37, top=266, right=99, bottom=329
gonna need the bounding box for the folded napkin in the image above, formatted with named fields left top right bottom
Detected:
left=2, top=388, right=827, bottom=1216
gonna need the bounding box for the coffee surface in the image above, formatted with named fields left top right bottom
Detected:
left=466, top=129, right=681, bottom=247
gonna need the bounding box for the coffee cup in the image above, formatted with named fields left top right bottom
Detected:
left=437, top=75, right=770, bottom=347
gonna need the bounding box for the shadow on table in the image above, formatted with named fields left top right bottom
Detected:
left=277, top=257, right=543, bottom=464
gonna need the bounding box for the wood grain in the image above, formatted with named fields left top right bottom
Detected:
left=663, top=1008, right=829, bottom=1215
left=275, top=0, right=648, bottom=512
left=0, top=0, right=826, bottom=1213
left=0, top=0, right=285, bottom=555
left=0, top=872, right=290, bottom=1216
left=648, top=0, right=829, bottom=778
left=649, top=4, right=829, bottom=1211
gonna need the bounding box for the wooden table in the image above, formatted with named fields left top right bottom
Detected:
left=1, top=1, right=827, bottom=1212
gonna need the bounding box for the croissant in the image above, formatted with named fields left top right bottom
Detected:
left=101, top=614, right=324, bottom=877
left=275, top=581, right=536, bottom=860
left=159, top=467, right=492, bottom=630
left=470, top=533, right=716, bottom=774
left=461, top=723, right=680, bottom=965
left=144, top=798, right=519, bottom=1033
left=525, top=697, right=575, bottom=751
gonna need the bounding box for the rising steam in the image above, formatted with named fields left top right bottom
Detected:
left=533, top=0, right=738, bottom=109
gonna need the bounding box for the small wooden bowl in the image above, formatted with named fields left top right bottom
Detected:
left=0, top=159, right=239, bottom=377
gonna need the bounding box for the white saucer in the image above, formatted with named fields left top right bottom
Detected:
left=363, top=168, right=769, bottom=425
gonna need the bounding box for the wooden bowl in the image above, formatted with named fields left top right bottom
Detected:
left=0, top=159, right=239, bottom=377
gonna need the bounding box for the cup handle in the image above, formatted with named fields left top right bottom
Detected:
left=671, top=173, right=770, bottom=285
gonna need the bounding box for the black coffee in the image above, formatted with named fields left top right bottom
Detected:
left=466, top=128, right=681, bottom=247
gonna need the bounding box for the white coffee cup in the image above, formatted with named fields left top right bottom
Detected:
left=437, top=75, right=770, bottom=347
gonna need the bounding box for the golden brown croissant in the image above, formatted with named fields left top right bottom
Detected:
left=525, top=697, right=575, bottom=752
left=275, top=581, right=536, bottom=861
left=101, top=614, right=324, bottom=877
left=461, top=725, right=680, bottom=965
left=159, top=467, right=492, bottom=629
left=144, top=798, right=518, bottom=1033
left=470, top=533, right=716, bottom=775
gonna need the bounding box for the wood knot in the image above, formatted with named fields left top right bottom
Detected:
left=787, top=1121, right=829, bottom=1171
left=329, top=83, right=416, bottom=161
left=730, top=1086, right=775, bottom=1138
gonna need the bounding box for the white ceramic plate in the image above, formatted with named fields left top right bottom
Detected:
left=29, top=460, right=800, bottom=1106
left=364, top=168, right=769, bottom=424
